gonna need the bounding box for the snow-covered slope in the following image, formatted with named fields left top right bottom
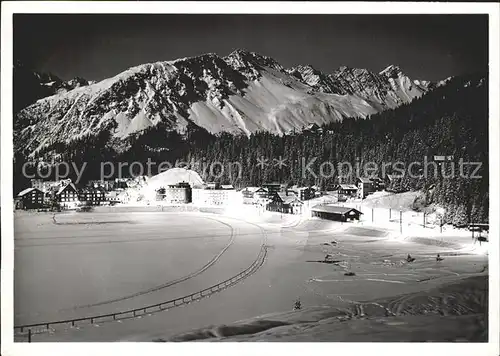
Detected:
left=164, top=276, right=487, bottom=342
left=14, top=50, right=437, bottom=158
left=140, top=168, right=204, bottom=202
left=146, top=168, right=204, bottom=189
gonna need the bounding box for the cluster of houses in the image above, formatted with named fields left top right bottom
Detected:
left=16, top=180, right=82, bottom=210
left=239, top=182, right=367, bottom=221
left=309, top=175, right=397, bottom=222
left=15, top=172, right=396, bottom=216
left=148, top=180, right=320, bottom=211
left=240, top=183, right=320, bottom=214
left=191, top=183, right=239, bottom=206
left=15, top=177, right=143, bottom=210
left=335, top=175, right=391, bottom=201
left=15, top=177, right=320, bottom=213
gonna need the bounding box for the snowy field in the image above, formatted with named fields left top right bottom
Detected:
left=14, top=211, right=263, bottom=325
left=14, top=208, right=488, bottom=342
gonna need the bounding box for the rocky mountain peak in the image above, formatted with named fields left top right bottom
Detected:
left=65, top=76, right=90, bottom=88
left=224, top=49, right=284, bottom=80
left=379, top=64, right=404, bottom=78
left=286, top=64, right=340, bottom=94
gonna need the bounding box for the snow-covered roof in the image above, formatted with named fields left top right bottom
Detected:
left=312, top=205, right=362, bottom=215
left=221, top=184, right=234, bottom=190
left=339, top=184, right=358, bottom=190
left=17, top=187, right=41, bottom=197
left=56, top=182, right=78, bottom=195
left=357, top=177, right=372, bottom=184
left=296, top=186, right=315, bottom=191
left=276, top=192, right=303, bottom=204
left=244, top=186, right=260, bottom=193
left=243, top=187, right=267, bottom=193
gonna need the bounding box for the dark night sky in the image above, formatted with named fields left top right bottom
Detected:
left=14, top=14, right=488, bottom=82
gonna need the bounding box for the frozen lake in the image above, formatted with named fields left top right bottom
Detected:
left=14, top=211, right=263, bottom=324
left=14, top=210, right=488, bottom=341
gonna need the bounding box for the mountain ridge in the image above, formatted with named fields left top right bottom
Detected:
left=15, top=50, right=443, bottom=159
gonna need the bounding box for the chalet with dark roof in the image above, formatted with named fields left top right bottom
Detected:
left=311, top=205, right=362, bottom=222
left=16, top=188, right=45, bottom=209
left=267, top=191, right=303, bottom=214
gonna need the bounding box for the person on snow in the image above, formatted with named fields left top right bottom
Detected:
left=294, top=299, right=302, bottom=310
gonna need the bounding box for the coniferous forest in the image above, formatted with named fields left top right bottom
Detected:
left=14, top=73, right=489, bottom=224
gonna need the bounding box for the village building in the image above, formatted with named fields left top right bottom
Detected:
left=303, top=123, right=324, bottom=134
left=311, top=205, right=363, bottom=222
left=30, top=179, right=45, bottom=191
left=357, top=177, right=375, bottom=199
left=288, top=186, right=317, bottom=201
left=384, top=174, right=403, bottom=192
left=241, top=187, right=268, bottom=204
left=262, top=182, right=286, bottom=199
left=16, top=188, right=45, bottom=210
left=30, top=179, right=63, bottom=194
left=156, top=182, right=193, bottom=204
left=336, top=184, right=358, bottom=201
left=192, top=184, right=238, bottom=206
left=114, top=179, right=129, bottom=190
left=87, top=180, right=115, bottom=191
left=162, top=186, right=188, bottom=204
left=311, top=185, right=322, bottom=198
left=370, top=177, right=385, bottom=191
left=55, top=181, right=80, bottom=209
left=267, top=191, right=303, bottom=214
left=174, top=182, right=193, bottom=203
left=205, top=182, right=218, bottom=190
left=115, top=176, right=148, bottom=190
left=106, top=190, right=129, bottom=205
left=78, top=187, right=107, bottom=206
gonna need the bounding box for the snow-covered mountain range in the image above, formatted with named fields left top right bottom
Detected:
left=15, top=50, right=441, bottom=158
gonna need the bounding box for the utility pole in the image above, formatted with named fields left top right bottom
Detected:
left=400, top=210, right=402, bottom=234
left=437, top=208, right=445, bottom=234
left=372, top=208, right=374, bottom=222
left=423, top=211, right=426, bottom=228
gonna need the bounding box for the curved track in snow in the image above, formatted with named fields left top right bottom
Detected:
left=14, top=213, right=269, bottom=336
left=63, top=215, right=238, bottom=310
